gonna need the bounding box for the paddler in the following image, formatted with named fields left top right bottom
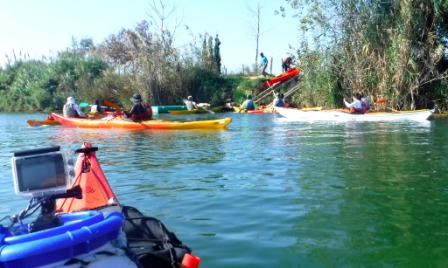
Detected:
left=63, top=96, right=87, bottom=118
left=344, top=93, right=367, bottom=114
left=123, top=94, right=152, bottom=121
left=239, top=94, right=258, bottom=112
left=184, top=96, right=198, bottom=110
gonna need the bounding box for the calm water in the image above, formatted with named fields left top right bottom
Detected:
left=1, top=112, right=447, bottom=267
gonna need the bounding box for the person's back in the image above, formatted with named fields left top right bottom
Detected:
left=241, top=94, right=258, bottom=111
left=184, top=96, right=197, bottom=110
left=360, top=94, right=371, bottom=111
left=273, top=93, right=285, bottom=107
left=124, top=94, right=152, bottom=121
left=63, top=96, right=86, bottom=118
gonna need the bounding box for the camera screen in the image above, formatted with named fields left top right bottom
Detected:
left=13, top=153, right=68, bottom=196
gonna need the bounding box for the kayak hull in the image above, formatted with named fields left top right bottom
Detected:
left=169, top=107, right=222, bottom=115
left=275, top=107, right=434, bottom=122
left=51, top=113, right=231, bottom=130
left=263, top=67, right=300, bottom=87
left=26, top=119, right=60, bottom=127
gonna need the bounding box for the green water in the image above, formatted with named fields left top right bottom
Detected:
left=0, top=113, right=447, bottom=267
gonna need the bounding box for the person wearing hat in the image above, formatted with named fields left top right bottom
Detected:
left=239, top=94, right=258, bottom=112
left=63, top=96, right=87, bottom=118
left=123, top=93, right=152, bottom=121
left=184, top=96, right=198, bottom=110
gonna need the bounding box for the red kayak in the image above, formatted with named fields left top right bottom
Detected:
left=56, top=142, right=119, bottom=212
left=56, top=142, right=200, bottom=268
left=263, top=67, right=300, bottom=87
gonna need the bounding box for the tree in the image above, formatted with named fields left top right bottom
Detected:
left=281, top=0, right=448, bottom=110
left=247, top=3, right=267, bottom=74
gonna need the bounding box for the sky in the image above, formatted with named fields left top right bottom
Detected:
left=0, top=0, right=299, bottom=74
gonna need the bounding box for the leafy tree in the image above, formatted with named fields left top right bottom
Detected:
left=280, top=0, right=448, bottom=110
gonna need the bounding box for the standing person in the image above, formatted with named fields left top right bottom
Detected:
left=344, top=93, right=366, bottom=114
left=63, top=96, right=87, bottom=118
left=259, top=52, right=268, bottom=77
left=240, top=94, right=258, bottom=112
left=184, top=96, right=198, bottom=110
left=282, top=57, right=292, bottom=72
left=123, top=94, right=152, bottom=121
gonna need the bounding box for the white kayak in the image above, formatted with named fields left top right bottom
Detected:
left=275, top=107, right=434, bottom=122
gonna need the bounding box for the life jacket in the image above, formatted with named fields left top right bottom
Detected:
left=63, top=103, right=79, bottom=117
left=349, top=100, right=366, bottom=114
left=131, top=102, right=152, bottom=121
left=245, top=100, right=255, bottom=110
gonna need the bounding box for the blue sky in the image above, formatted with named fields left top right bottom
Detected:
left=1, top=0, right=299, bottom=74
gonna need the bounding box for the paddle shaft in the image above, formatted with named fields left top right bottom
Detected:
left=103, top=99, right=123, bottom=112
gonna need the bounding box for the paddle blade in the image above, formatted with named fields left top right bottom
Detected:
left=103, top=99, right=123, bottom=112
left=79, top=102, right=89, bottom=108
left=375, top=99, right=387, bottom=104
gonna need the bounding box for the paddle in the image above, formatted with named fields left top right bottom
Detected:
left=79, top=102, right=89, bottom=108
left=375, top=99, right=387, bottom=104
left=103, top=99, right=123, bottom=112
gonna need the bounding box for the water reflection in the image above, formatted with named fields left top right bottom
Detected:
left=1, top=113, right=448, bottom=267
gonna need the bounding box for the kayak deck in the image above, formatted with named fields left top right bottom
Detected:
left=51, top=113, right=232, bottom=130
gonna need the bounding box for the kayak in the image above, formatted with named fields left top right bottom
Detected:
left=57, top=142, right=200, bottom=268
left=152, top=105, right=187, bottom=114
left=27, top=112, right=117, bottom=127
left=262, top=67, right=300, bottom=87
left=26, top=119, right=60, bottom=127
left=1, top=145, right=136, bottom=267
left=169, top=107, right=223, bottom=115
left=275, top=107, right=435, bottom=121
left=0, top=143, right=200, bottom=268
left=51, top=112, right=231, bottom=130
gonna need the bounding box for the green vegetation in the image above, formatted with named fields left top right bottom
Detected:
left=1, top=1, right=448, bottom=112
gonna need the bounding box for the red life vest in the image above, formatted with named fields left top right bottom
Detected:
left=349, top=100, right=367, bottom=114
left=131, top=102, right=152, bottom=121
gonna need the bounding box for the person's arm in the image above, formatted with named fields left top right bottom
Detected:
left=124, top=104, right=137, bottom=118
left=253, top=101, right=258, bottom=110
left=75, top=105, right=87, bottom=117
left=343, top=98, right=354, bottom=108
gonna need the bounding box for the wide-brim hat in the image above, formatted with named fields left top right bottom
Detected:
left=130, top=94, right=142, bottom=102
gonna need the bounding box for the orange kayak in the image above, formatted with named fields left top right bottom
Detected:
left=26, top=119, right=60, bottom=127
left=51, top=112, right=231, bottom=130
left=263, top=67, right=300, bottom=87
left=56, top=142, right=119, bottom=212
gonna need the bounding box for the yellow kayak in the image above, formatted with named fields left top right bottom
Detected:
left=51, top=113, right=232, bottom=130
left=169, top=107, right=222, bottom=115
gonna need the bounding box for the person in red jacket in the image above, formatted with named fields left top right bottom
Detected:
left=123, top=94, right=152, bottom=121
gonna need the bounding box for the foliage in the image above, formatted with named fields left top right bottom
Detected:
left=280, top=0, right=448, bottom=110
